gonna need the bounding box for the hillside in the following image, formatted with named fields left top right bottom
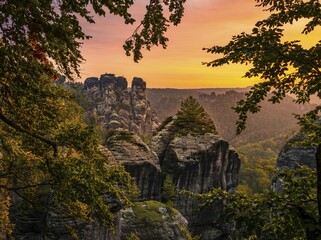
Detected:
left=147, top=88, right=315, bottom=146
left=147, top=88, right=316, bottom=194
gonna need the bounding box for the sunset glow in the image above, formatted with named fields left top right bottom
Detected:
left=79, top=0, right=320, bottom=88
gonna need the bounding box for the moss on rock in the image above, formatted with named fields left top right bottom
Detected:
left=121, top=201, right=188, bottom=240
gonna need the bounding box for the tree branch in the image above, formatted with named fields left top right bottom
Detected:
left=0, top=110, right=58, bottom=157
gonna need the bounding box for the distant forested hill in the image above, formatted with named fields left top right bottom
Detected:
left=147, top=88, right=316, bottom=193
left=147, top=88, right=315, bottom=145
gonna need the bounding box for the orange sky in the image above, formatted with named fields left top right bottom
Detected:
left=79, top=0, right=320, bottom=88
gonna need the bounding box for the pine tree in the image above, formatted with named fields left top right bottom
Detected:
left=161, top=175, right=175, bottom=204
left=174, top=96, right=217, bottom=135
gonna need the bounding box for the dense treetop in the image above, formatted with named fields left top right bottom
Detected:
left=174, top=96, right=217, bottom=136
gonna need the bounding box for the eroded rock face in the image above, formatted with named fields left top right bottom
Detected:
left=105, top=129, right=162, bottom=199
left=84, top=74, right=159, bottom=135
left=11, top=107, right=240, bottom=240
left=273, top=132, right=316, bottom=191
left=276, top=133, right=316, bottom=170
left=104, top=117, right=241, bottom=239
left=150, top=116, right=240, bottom=193
left=11, top=196, right=121, bottom=240
left=150, top=117, right=241, bottom=239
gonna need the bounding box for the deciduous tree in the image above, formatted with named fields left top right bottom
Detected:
left=204, top=0, right=321, bottom=238
left=0, top=0, right=186, bottom=236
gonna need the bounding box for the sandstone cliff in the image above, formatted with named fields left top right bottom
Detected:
left=276, top=132, right=316, bottom=170
left=150, top=115, right=240, bottom=240
left=104, top=97, right=241, bottom=239
left=150, top=116, right=239, bottom=193
left=273, top=132, right=316, bottom=191
left=104, top=126, right=240, bottom=239
left=11, top=95, right=240, bottom=240
left=104, top=129, right=162, bottom=199
left=84, top=74, right=159, bottom=135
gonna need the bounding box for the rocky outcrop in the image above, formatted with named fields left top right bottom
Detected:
left=104, top=129, right=162, bottom=199
left=84, top=74, right=159, bottom=135
left=273, top=132, right=316, bottom=191
left=150, top=116, right=240, bottom=193
left=276, top=133, right=316, bottom=170
left=11, top=95, right=240, bottom=239
left=103, top=111, right=241, bottom=239
left=120, top=201, right=189, bottom=240
left=150, top=116, right=241, bottom=239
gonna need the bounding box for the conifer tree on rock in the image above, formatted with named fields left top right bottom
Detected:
left=174, top=96, right=217, bottom=136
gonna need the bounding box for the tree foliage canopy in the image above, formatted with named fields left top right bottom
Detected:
left=161, top=175, right=175, bottom=204
left=174, top=96, right=217, bottom=135
left=203, top=0, right=321, bottom=238
left=204, top=0, right=321, bottom=136
left=187, top=167, right=319, bottom=239
left=0, top=0, right=186, bottom=236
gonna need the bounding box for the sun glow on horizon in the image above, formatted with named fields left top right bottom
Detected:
left=79, top=0, right=320, bottom=88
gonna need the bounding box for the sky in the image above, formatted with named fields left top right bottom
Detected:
left=79, top=0, right=320, bottom=88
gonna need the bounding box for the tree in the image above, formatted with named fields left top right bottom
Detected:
left=189, top=167, right=319, bottom=239
left=204, top=0, right=321, bottom=238
left=204, top=0, right=321, bottom=135
left=174, top=96, right=217, bottom=135
left=161, top=175, right=175, bottom=204
left=0, top=0, right=186, bottom=236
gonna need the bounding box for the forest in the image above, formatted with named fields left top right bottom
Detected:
left=1, top=0, right=321, bottom=239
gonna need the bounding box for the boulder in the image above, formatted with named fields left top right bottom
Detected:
left=120, top=201, right=189, bottom=240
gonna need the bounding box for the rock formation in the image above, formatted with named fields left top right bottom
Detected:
left=276, top=132, right=316, bottom=170
left=84, top=74, right=159, bottom=135
left=11, top=94, right=240, bottom=240
left=11, top=194, right=122, bottom=240
left=120, top=201, right=189, bottom=240
left=104, top=129, right=162, bottom=199
left=150, top=116, right=239, bottom=193
left=150, top=115, right=241, bottom=239
left=273, top=132, right=316, bottom=191
left=104, top=97, right=241, bottom=239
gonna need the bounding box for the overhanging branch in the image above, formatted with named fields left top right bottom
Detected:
left=0, top=110, right=59, bottom=157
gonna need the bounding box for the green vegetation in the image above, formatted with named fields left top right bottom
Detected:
left=190, top=167, right=318, bottom=239
left=105, top=130, right=149, bottom=152
left=177, top=224, right=201, bottom=240
left=0, top=0, right=187, bottom=236
left=205, top=0, right=321, bottom=138
left=161, top=175, right=176, bottom=204
left=174, top=96, right=217, bottom=136
left=204, top=0, right=321, bottom=237
left=126, top=233, right=140, bottom=240
left=105, top=130, right=135, bottom=143
left=130, top=201, right=179, bottom=224
left=237, top=134, right=291, bottom=193
left=149, top=90, right=312, bottom=193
